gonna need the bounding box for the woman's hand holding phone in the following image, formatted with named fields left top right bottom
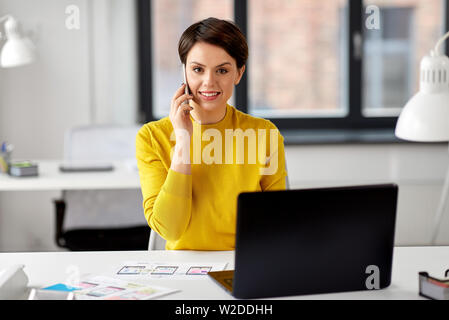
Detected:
left=170, top=83, right=194, bottom=138
left=169, top=83, right=194, bottom=174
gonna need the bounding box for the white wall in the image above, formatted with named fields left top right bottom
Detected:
left=89, top=0, right=138, bottom=124
left=0, top=0, right=91, bottom=159
left=285, top=144, right=449, bottom=246
left=0, top=0, right=138, bottom=251
left=0, top=1, right=448, bottom=252
left=0, top=0, right=137, bottom=159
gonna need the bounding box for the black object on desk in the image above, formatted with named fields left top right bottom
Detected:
left=59, top=163, right=114, bottom=172
left=209, top=183, right=398, bottom=299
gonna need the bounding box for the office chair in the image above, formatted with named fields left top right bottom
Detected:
left=54, top=125, right=151, bottom=251
left=148, top=230, right=167, bottom=250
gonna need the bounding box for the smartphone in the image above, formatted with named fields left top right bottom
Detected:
left=182, top=64, right=192, bottom=103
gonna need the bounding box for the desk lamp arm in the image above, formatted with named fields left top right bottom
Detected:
left=433, top=30, right=449, bottom=56
left=431, top=159, right=449, bottom=245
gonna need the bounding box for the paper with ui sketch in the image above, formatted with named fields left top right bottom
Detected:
left=66, top=275, right=178, bottom=300
left=116, top=261, right=228, bottom=280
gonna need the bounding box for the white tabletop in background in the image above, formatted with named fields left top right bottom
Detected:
left=0, top=160, right=140, bottom=191
left=0, top=246, right=448, bottom=300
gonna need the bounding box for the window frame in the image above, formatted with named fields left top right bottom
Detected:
left=137, top=0, right=449, bottom=133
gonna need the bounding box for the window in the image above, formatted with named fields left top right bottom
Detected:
left=248, top=0, right=348, bottom=119
left=363, top=0, right=446, bottom=119
left=150, top=0, right=233, bottom=119
left=138, top=0, right=449, bottom=136
left=363, top=6, right=415, bottom=117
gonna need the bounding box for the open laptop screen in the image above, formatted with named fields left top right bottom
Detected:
left=232, top=184, right=398, bottom=299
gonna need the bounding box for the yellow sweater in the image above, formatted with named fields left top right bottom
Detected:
left=136, top=104, right=287, bottom=250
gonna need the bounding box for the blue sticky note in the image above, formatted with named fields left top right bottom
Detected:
left=42, top=283, right=80, bottom=292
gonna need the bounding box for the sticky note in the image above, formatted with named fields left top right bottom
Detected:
left=42, top=283, right=80, bottom=292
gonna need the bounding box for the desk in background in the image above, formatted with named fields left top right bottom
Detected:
left=0, top=160, right=140, bottom=191
left=0, top=160, right=142, bottom=251
left=0, top=246, right=448, bottom=300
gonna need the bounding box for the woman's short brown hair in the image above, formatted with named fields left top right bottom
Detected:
left=178, top=17, right=248, bottom=69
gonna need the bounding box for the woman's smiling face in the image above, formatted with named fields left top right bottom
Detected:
left=186, top=41, right=245, bottom=112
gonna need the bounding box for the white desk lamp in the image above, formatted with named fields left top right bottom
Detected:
left=395, top=30, right=449, bottom=245
left=0, top=15, right=35, bottom=68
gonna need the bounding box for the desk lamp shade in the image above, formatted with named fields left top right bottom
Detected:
left=395, top=31, right=449, bottom=245
left=0, top=16, right=35, bottom=68
left=395, top=50, right=449, bottom=142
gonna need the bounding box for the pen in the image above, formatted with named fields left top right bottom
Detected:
left=1, top=142, right=13, bottom=153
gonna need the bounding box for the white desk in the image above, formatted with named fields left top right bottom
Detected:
left=0, top=246, right=448, bottom=300
left=0, top=160, right=140, bottom=191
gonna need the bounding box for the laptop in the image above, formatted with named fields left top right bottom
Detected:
left=208, top=183, right=398, bottom=299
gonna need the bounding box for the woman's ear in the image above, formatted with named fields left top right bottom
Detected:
left=234, top=65, right=246, bottom=85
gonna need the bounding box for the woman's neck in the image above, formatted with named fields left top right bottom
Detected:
left=189, top=101, right=227, bottom=125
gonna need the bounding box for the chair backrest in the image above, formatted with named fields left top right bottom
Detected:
left=63, top=125, right=140, bottom=162
left=62, top=125, right=147, bottom=230
left=148, top=231, right=167, bottom=250
left=285, top=157, right=290, bottom=190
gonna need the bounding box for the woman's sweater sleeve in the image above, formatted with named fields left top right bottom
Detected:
left=259, top=125, right=288, bottom=191
left=136, top=125, right=192, bottom=241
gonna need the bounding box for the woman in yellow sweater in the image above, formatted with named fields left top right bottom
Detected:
left=136, top=17, right=287, bottom=250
